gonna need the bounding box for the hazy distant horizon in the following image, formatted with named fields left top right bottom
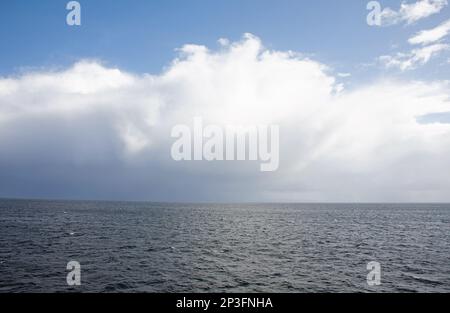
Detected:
left=3, top=197, right=450, bottom=205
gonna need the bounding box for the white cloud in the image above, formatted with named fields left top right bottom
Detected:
left=1, top=34, right=450, bottom=201
left=218, top=38, right=230, bottom=46
left=380, top=0, right=448, bottom=25
left=337, top=72, right=351, bottom=78
left=409, top=19, right=450, bottom=45
left=379, top=43, right=450, bottom=70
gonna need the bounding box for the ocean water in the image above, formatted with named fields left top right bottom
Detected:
left=0, top=199, right=448, bottom=293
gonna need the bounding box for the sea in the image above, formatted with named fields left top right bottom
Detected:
left=0, top=199, right=448, bottom=293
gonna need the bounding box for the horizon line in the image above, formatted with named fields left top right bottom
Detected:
left=1, top=196, right=450, bottom=205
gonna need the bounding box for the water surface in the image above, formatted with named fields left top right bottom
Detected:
left=0, top=200, right=448, bottom=292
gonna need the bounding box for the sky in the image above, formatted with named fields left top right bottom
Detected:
left=0, top=0, right=450, bottom=202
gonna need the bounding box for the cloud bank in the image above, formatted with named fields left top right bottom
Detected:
left=378, top=6, right=450, bottom=71
left=409, top=19, right=450, bottom=45
left=380, top=0, right=448, bottom=25
left=1, top=34, right=450, bottom=202
left=379, top=43, right=449, bottom=70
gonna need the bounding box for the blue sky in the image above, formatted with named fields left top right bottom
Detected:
left=1, top=0, right=448, bottom=80
left=1, top=1, right=450, bottom=202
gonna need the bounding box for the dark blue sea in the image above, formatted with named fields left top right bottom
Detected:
left=0, top=199, right=449, bottom=292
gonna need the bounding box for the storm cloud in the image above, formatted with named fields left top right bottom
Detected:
left=1, top=34, right=450, bottom=202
